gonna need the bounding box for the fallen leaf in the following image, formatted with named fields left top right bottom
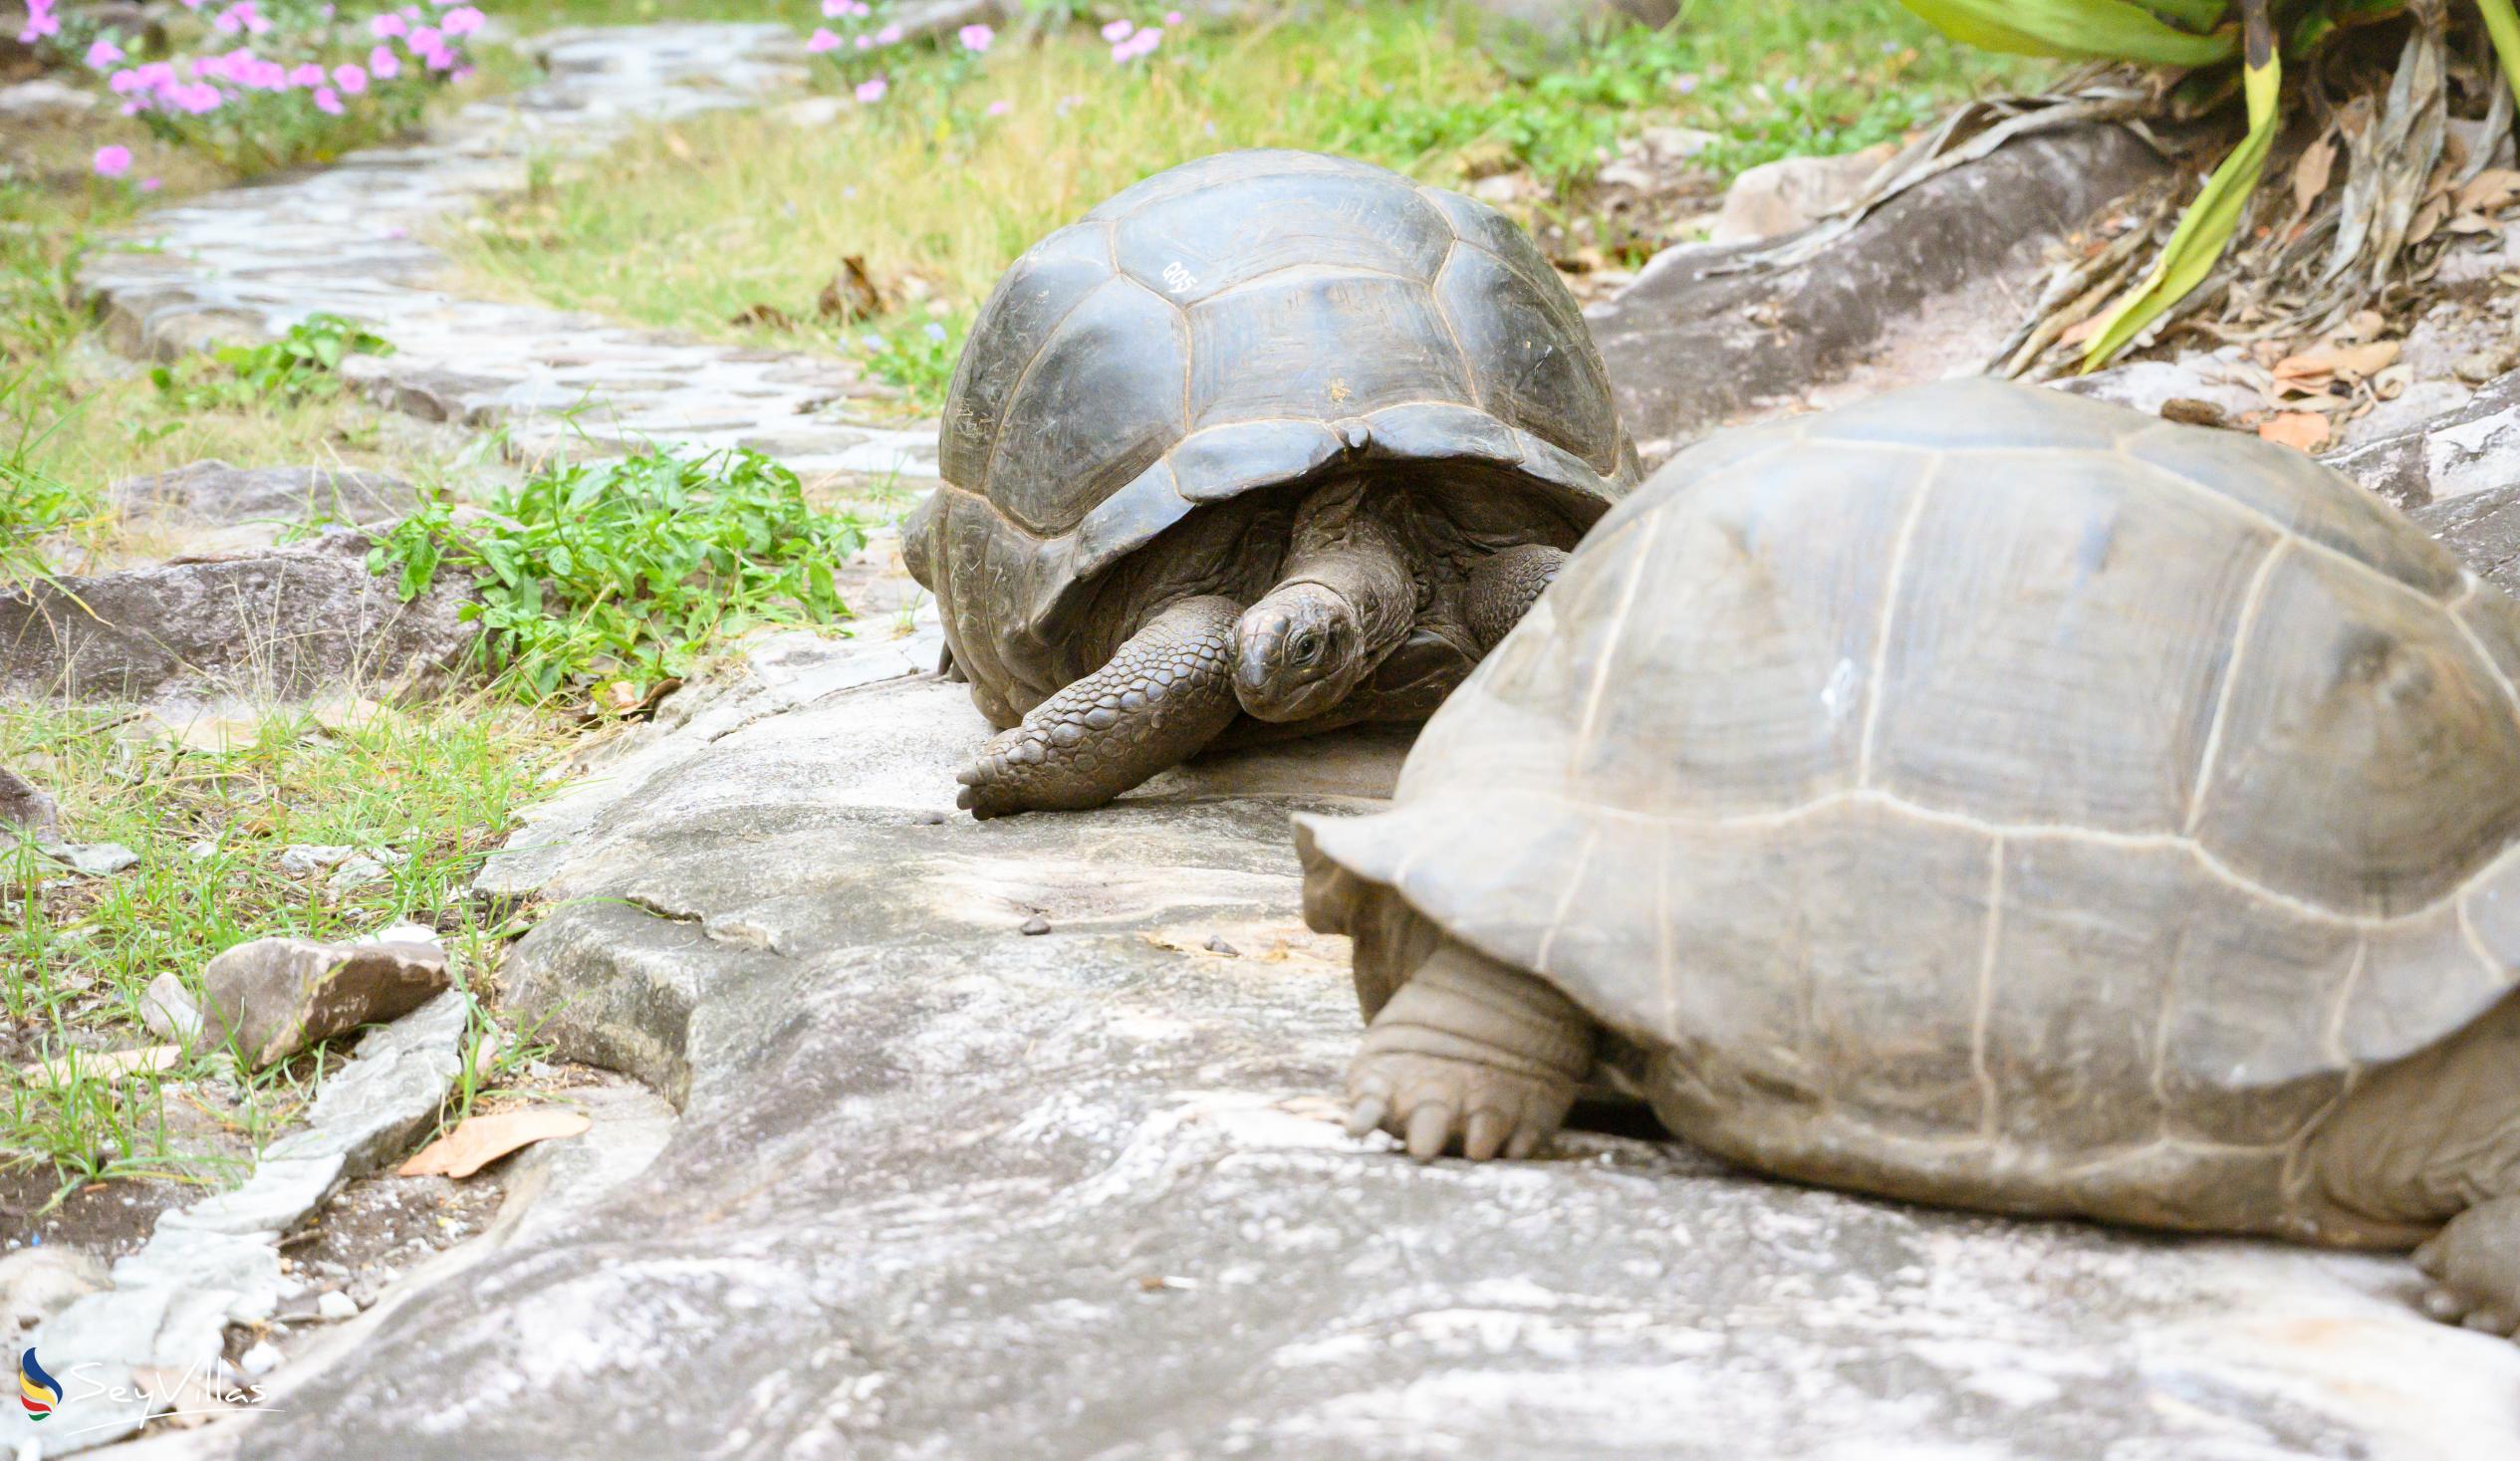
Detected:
left=661, top=130, right=694, bottom=162
left=2258, top=411, right=2333, bottom=453
left=816, top=255, right=887, bottom=324
left=2408, top=192, right=2450, bottom=246
left=2290, top=135, right=2338, bottom=216
left=2273, top=339, right=2399, bottom=383
left=17, top=1046, right=181, bottom=1087
left=398, top=1107, right=592, bottom=1179
left=729, top=302, right=799, bottom=331
left=2455, top=166, right=2520, bottom=214
left=2058, top=312, right=2109, bottom=349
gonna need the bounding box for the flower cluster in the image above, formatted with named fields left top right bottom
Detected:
left=1101, top=16, right=1169, bottom=64
left=63, top=0, right=484, bottom=174
left=16, top=0, right=60, bottom=44
left=798, top=3, right=1188, bottom=124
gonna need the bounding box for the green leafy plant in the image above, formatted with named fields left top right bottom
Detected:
left=851, top=311, right=965, bottom=412
left=1897, top=0, right=2520, bottom=366
left=150, top=312, right=394, bottom=412
left=371, top=446, right=866, bottom=699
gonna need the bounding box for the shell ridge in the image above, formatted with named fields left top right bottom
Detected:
left=1855, top=460, right=1940, bottom=790
left=1971, top=835, right=2005, bottom=1141
left=2182, top=536, right=2290, bottom=836
left=1569, top=514, right=1665, bottom=775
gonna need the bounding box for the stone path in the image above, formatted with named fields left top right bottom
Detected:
left=75, top=23, right=938, bottom=485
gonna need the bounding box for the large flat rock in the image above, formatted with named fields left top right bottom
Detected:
left=1589, top=123, right=2168, bottom=463
left=203, top=609, right=2520, bottom=1461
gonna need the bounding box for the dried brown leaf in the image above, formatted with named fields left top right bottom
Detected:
left=2290, top=135, right=2338, bottom=217
left=2455, top=167, right=2520, bottom=214
left=2273, top=339, right=2399, bottom=382
left=398, top=1108, right=592, bottom=1179
left=2258, top=411, right=2333, bottom=453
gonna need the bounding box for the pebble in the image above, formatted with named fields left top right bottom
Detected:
left=317, top=1289, right=360, bottom=1321
left=1203, top=935, right=1240, bottom=956
left=239, top=1339, right=283, bottom=1377
left=1018, top=915, right=1052, bottom=936
left=36, top=841, right=139, bottom=877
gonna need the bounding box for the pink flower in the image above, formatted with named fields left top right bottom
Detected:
left=314, top=86, right=344, bottom=114
left=439, top=5, right=484, bottom=35
left=176, top=82, right=224, bottom=113
left=1113, top=27, right=1161, bottom=62
left=335, top=63, right=370, bottom=93
left=372, top=11, right=406, bottom=36
left=370, top=45, right=400, bottom=77
left=985, top=99, right=1011, bottom=118
left=875, top=22, right=901, bottom=42
left=406, top=24, right=442, bottom=51
left=140, top=176, right=162, bottom=191
left=94, top=145, right=132, bottom=178
left=1165, top=8, right=1183, bottom=22
left=807, top=27, right=840, bottom=52
left=110, top=68, right=145, bottom=94
left=1100, top=18, right=1133, bottom=41
left=957, top=23, right=992, bottom=52
left=855, top=76, right=886, bottom=104
left=423, top=46, right=454, bottom=71
left=291, top=62, right=327, bottom=87
left=87, top=38, right=125, bottom=68
left=853, top=34, right=872, bottom=49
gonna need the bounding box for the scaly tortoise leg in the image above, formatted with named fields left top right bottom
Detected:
left=1465, top=544, right=1569, bottom=652
left=1345, top=933, right=1596, bottom=1162
left=955, top=596, right=1242, bottom=820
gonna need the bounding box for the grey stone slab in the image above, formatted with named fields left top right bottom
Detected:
left=0, top=530, right=477, bottom=707
left=1588, top=124, right=2170, bottom=464
left=200, top=585, right=2520, bottom=1461
left=2328, top=365, right=2520, bottom=509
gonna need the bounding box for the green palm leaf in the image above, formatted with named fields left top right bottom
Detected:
left=1894, top=0, right=2240, bottom=65
left=2080, top=1, right=2281, bottom=365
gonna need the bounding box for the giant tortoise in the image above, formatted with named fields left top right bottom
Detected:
left=902, top=149, right=1638, bottom=819
left=1298, top=378, right=2520, bottom=1334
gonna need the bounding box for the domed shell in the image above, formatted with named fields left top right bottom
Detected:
left=1302, top=379, right=2520, bottom=1228
left=904, top=149, right=1635, bottom=717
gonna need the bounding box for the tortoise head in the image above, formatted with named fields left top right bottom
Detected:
left=1235, top=585, right=1373, bottom=723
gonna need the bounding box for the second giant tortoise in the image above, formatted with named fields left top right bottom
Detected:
left=902, top=149, right=1637, bottom=819
left=1299, top=378, right=2520, bottom=1335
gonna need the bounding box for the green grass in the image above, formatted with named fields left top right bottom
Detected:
left=448, top=0, right=2051, bottom=410
left=0, top=696, right=563, bottom=1205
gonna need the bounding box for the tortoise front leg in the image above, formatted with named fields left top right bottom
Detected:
left=1345, top=934, right=1597, bottom=1161
left=955, top=596, right=1243, bottom=820
left=1465, top=544, right=1569, bottom=652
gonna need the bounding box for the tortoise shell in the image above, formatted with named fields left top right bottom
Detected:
left=1299, top=379, right=2520, bottom=1232
left=902, top=148, right=1636, bottom=724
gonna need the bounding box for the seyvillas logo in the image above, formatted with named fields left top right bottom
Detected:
left=18, top=1347, right=62, bottom=1421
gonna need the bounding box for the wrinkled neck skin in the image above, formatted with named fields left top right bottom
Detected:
left=1235, top=476, right=1422, bottom=723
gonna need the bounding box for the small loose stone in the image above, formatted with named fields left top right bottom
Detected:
left=1018, top=915, right=1051, bottom=936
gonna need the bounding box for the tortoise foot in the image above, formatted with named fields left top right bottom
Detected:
left=1341, top=934, right=1595, bottom=1163
left=949, top=596, right=1243, bottom=820
left=2414, top=1197, right=2520, bottom=1339
left=1345, top=1049, right=1576, bottom=1162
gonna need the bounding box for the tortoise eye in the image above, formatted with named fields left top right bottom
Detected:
left=1291, top=630, right=1323, bottom=665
